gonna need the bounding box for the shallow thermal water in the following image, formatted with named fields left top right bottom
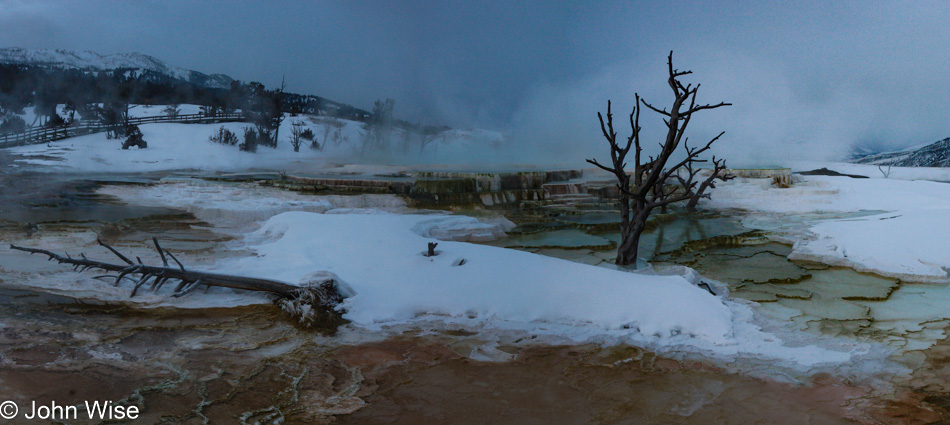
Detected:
left=1, top=161, right=949, bottom=423
left=498, top=209, right=950, bottom=361
left=488, top=207, right=950, bottom=421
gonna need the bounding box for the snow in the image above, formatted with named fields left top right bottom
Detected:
left=3, top=112, right=903, bottom=368
left=5, top=104, right=204, bottom=128
left=0, top=48, right=232, bottom=88
left=212, top=211, right=857, bottom=367
left=241, top=212, right=730, bottom=340
left=705, top=174, right=950, bottom=214
left=411, top=215, right=516, bottom=242
left=790, top=211, right=950, bottom=282
left=94, top=180, right=860, bottom=368
left=790, top=160, right=950, bottom=182
left=10, top=122, right=338, bottom=172
left=0, top=48, right=180, bottom=74
left=7, top=112, right=512, bottom=171
left=127, top=104, right=205, bottom=117
left=704, top=164, right=950, bottom=282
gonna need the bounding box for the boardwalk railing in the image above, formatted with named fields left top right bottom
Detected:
left=0, top=112, right=246, bottom=148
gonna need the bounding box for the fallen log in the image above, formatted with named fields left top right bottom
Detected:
left=10, top=238, right=347, bottom=332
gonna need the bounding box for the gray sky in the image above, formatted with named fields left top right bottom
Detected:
left=2, top=0, right=950, bottom=164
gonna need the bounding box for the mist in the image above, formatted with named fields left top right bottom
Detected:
left=4, top=1, right=950, bottom=165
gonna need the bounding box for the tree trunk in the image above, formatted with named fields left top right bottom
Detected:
left=685, top=183, right=706, bottom=211
left=615, top=227, right=642, bottom=266
left=616, top=205, right=649, bottom=266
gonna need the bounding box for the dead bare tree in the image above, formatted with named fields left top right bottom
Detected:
left=587, top=52, right=730, bottom=266
left=877, top=164, right=892, bottom=178
left=10, top=238, right=347, bottom=331
left=289, top=120, right=305, bottom=152
left=313, top=116, right=344, bottom=150
left=685, top=156, right=734, bottom=211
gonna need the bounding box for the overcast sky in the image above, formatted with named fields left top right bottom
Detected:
left=2, top=0, right=950, bottom=164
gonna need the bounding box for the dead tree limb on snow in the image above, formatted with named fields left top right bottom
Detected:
left=10, top=238, right=347, bottom=332
left=586, top=51, right=730, bottom=266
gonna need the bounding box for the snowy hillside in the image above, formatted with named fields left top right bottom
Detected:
left=852, top=136, right=950, bottom=167
left=0, top=47, right=233, bottom=88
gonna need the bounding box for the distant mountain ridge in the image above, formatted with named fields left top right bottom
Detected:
left=0, top=47, right=234, bottom=89
left=852, top=137, right=950, bottom=167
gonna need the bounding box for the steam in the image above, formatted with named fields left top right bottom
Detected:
left=8, top=2, right=950, bottom=167
left=478, top=46, right=950, bottom=168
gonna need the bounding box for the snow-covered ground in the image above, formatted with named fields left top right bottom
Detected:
left=127, top=103, right=206, bottom=117
left=5, top=104, right=208, bottom=127
left=87, top=179, right=864, bottom=369
left=704, top=164, right=950, bottom=282
left=7, top=111, right=510, bottom=171
left=211, top=210, right=858, bottom=368
left=10, top=121, right=351, bottom=172
left=238, top=211, right=733, bottom=341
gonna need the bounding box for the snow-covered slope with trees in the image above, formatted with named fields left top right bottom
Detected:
left=0, top=48, right=233, bottom=88
left=852, top=137, right=950, bottom=167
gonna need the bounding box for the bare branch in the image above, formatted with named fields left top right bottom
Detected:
left=165, top=250, right=185, bottom=271
left=640, top=100, right=669, bottom=117
left=586, top=158, right=617, bottom=174
left=10, top=243, right=320, bottom=300
left=682, top=101, right=732, bottom=117
left=656, top=131, right=724, bottom=186
left=97, top=238, right=133, bottom=265
left=650, top=192, right=693, bottom=208
left=153, top=237, right=168, bottom=267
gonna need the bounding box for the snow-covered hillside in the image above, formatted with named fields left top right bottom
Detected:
left=0, top=48, right=233, bottom=88
left=852, top=137, right=950, bottom=167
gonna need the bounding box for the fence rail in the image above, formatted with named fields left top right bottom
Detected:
left=0, top=112, right=246, bottom=148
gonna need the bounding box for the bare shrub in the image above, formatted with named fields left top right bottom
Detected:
left=209, top=126, right=238, bottom=146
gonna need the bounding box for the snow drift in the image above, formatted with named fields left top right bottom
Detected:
left=704, top=170, right=950, bottom=282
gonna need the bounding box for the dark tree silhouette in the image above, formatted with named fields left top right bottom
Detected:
left=242, top=81, right=284, bottom=148
left=685, top=156, right=734, bottom=211
left=361, top=98, right=395, bottom=154
left=121, top=124, right=147, bottom=149
left=209, top=126, right=238, bottom=146
left=587, top=52, right=730, bottom=266
left=240, top=127, right=258, bottom=152
left=289, top=120, right=306, bottom=152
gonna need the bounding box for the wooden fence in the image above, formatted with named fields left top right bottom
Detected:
left=0, top=112, right=246, bottom=148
